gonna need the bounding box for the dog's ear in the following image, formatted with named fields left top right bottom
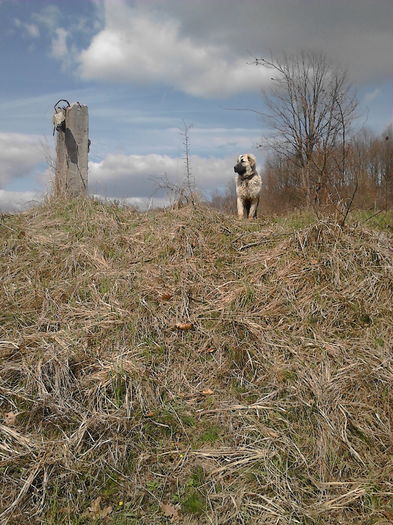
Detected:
left=247, top=154, right=256, bottom=170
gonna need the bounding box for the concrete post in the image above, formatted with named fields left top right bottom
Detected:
left=53, top=101, right=89, bottom=197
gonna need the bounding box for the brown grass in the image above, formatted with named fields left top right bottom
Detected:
left=1, top=198, right=392, bottom=524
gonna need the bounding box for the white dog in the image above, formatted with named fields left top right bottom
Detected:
left=234, top=154, right=262, bottom=219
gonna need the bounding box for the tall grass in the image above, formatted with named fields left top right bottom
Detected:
left=1, top=197, right=392, bottom=524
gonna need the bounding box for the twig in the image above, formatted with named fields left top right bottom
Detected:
left=361, top=209, right=385, bottom=224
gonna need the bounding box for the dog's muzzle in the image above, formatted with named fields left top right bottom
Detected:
left=234, top=162, right=246, bottom=175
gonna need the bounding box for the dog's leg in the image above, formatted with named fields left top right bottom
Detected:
left=249, top=198, right=259, bottom=219
left=243, top=199, right=251, bottom=219
left=237, top=197, right=245, bottom=218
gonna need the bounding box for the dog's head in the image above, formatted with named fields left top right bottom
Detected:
left=234, top=154, right=256, bottom=176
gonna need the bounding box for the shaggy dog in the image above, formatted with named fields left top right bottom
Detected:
left=234, top=154, right=262, bottom=219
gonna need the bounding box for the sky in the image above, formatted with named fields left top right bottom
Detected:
left=0, top=0, right=392, bottom=211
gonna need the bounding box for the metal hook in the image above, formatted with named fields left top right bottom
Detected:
left=54, top=99, right=71, bottom=111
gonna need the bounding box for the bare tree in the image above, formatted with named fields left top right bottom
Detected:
left=153, top=122, right=198, bottom=209
left=256, top=51, right=358, bottom=209
left=180, top=121, right=197, bottom=206
left=258, top=126, right=393, bottom=216
left=209, top=180, right=237, bottom=215
left=382, top=126, right=393, bottom=209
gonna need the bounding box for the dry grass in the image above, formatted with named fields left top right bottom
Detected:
left=1, top=197, right=392, bottom=524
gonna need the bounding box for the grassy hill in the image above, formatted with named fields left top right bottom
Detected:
left=1, top=198, right=392, bottom=524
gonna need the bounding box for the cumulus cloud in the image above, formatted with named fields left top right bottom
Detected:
left=89, top=152, right=239, bottom=200
left=133, top=0, right=393, bottom=83
left=77, top=0, right=393, bottom=97
left=16, top=0, right=393, bottom=98
left=27, top=4, right=97, bottom=68
left=0, top=149, right=254, bottom=211
left=0, top=190, right=42, bottom=212
left=0, top=133, right=44, bottom=187
left=78, top=3, right=270, bottom=97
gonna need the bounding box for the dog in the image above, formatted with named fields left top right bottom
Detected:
left=234, top=154, right=262, bottom=219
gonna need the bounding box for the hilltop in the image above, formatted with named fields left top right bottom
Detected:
left=0, top=199, right=392, bottom=524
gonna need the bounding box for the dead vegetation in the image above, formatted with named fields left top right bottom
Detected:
left=0, top=198, right=392, bottom=524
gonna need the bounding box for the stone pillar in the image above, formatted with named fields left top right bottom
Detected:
left=53, top=102, right=89, bottom=196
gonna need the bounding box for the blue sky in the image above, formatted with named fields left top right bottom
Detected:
left=0, top=0, right=392, bottom=210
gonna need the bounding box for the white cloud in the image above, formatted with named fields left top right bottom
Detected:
left=123, top=196, right=169, bottom=209
left=32, top=5, right=62, bottom=29
left=364, top=88, right=381, bottom=103
left=90, top=153, right=180, bottom=185
left=93, top=194, right=169, bottom=210
left=0, top=133, right=44, bottom=186
left=89, top=152, right=240, bottom=199
left=17, top=0, right=393, bottom=98
left=28, top=5, right=92, bottom=68
left=26, top=23, right=40, bottom=38
left=51, top=28, right=69, bottom=59
left=0, top=148, right=256, bottom=211
left=132, top=0, right=393, bottom=85
left=78, top=4, right=270, bottom=98
left=75, top=0, right=393, bottom=97
left=14, top=18, right=40, bottom=38
left=0, top=190, right=42, bottom=212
